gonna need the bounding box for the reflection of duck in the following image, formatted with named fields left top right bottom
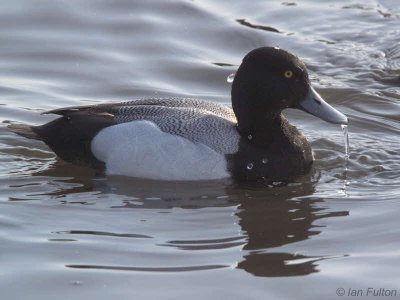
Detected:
left=9, top=47, right=347, bottom=182
left=233, top=180, right=349, bottom=277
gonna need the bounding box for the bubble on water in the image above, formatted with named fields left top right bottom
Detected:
left=246, top=162, right=253, bottom=170
left=262, top=158, right=268, bottom=164
left=227, top=73, right=235, bottom=83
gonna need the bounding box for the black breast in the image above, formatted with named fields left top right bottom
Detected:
left=226, top=119, right=313, bottom=183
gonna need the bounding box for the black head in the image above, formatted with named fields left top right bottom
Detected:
left=231, top=47, right=348, bottom=131
left=231, top=47, right=310, bottom=129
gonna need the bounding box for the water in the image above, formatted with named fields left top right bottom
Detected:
left=341, top=124, right=350, bottom=159
left=1, top=0, right=400, bottom=299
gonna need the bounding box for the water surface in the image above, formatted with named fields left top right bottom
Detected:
left=1, top=0, right=400, bottom=299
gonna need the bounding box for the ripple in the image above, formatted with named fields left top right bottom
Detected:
left=161, top=236, right=246, bottom=250
left=66, top=264, right=229, bottom=272
left=236, top=18, right=281, bottom=33
left=54, top=230, right=152, bottom=239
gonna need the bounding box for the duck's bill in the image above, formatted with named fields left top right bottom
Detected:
left=297, top=86, right=348, bottom=125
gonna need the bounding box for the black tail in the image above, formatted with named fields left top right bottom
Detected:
left=8, top=117, right=109, bottom=169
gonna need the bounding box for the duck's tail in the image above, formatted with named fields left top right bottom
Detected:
left=7, top=123, right=41, bottom=140
left=8, top=118, right=106, bottom=168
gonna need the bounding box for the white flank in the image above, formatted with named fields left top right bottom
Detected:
left=91, top=121, right=230, bottom=181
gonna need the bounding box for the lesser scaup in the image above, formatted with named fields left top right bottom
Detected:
left=9, top=47, right=347, bottom=182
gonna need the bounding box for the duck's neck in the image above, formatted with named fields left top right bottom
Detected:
left=235, top=111, right=303, bottom=159
left=232, top=92, right=291, bottom=150
left=231, top=72, right=284, bottom=137
left=235, top=115, right=289, bottom=152
left=235, top=112, right=283, bottom=137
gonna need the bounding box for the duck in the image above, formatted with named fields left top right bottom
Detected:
left=8, top=47, right=348, bottom=182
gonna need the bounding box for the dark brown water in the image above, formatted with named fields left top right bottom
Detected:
left=1, top=1, right=400, bottom=299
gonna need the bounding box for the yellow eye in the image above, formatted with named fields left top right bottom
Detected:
left=284, top=70, right=293, bottom=78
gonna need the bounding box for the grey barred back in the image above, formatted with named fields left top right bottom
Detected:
left=49, top=98, right=240, bottom=154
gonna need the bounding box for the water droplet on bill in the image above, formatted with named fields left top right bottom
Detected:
left=227, top=73, right=235, bottom=83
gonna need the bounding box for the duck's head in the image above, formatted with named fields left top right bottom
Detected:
left=231, top=47, right=347, bottom=131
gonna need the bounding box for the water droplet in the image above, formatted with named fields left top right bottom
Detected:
left=341, top=124, right=350, bottom=159
left=247, top=134, right=252, bottom=140
left=262, top=158, right=268, bottom=164
left=246, top=163, right=253, bottom=170
left=227, top=73, right=235, bottom=83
